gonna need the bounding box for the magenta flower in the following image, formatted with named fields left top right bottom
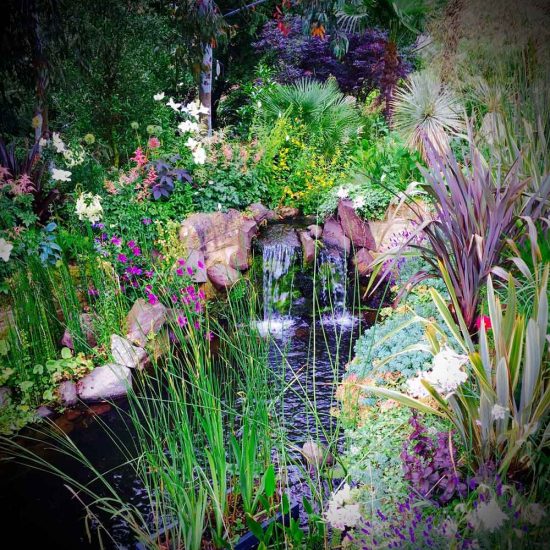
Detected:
left=132, top=246, right=141, bottom=256
left=142, top=218, right=152, bottom=225
left=198, top=290, right=206, bottom=300
left=197, top=260, right=205, bottom=270
left=177, top=315, right=187, bottom=327
left=111, top=236, right=122, bottom=246
left=170, top=294, right=178, bottom=303
left=147, top=293, right=159, bottom=305
left=194, top=320, right=200, bottom=329
left=176, top=267, right=184, bottom=277
left=126, top=266, right=143, bottom=276
left=128, top=240, right=136, bottom=248
left=88, top=287, right=99, bottom=297
left=145, top=284, right=153, bottom=292
left=186, top=266, right=194, bottom=276
left=186, top=285, right=195, bottom=295
left=177, top=258, right=186, bottom=266
left=117, top=253, right=128, bottom=264
left=145, top=270, right=154, bottom=278
left=206, top=331, right=214, bottom=341
left=195, top=302, right=202, bottom=313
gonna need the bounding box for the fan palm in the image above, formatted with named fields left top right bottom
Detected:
left=261, top=78, right=360, bottom=151
left=392, top=70, right=465, bottom=159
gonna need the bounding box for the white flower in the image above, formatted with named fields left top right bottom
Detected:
left=257, top=100, right=262, bottom=108
left=52, top=132, right=67, bottom=153
left=178, top=120, right=200, bottom=134
left=185, top=137, right=200, bottom=151
left=182, top=100, right=209, bottom=119
left=153, top=92, right=165, bottom=101
left=75, top=192, right=103, bottom=223
left=522, top=503, right=545, bottom=526
left=217, top=203, right=222, bottom=211
left=324, top=484, right=362, bottom=530
left=468, top=498, right=507, bottom=532
left=166, top=97, right=182, bottom=112
left=406, top=374, right=430, bottom=398
left=491, top=404, right=508, bottom=421
left=51, top=168, right=72, bottom=182
left=63, top=147, right=85, bottom=167
left=336, top=187, right=349, bottom=199
left=0, top=238, right=13, bottom=262
left=39, top=137, right=48, bottom=148
left=192, top=146, right=207, bottom=165
left=352, top=196, right=365, bottom=210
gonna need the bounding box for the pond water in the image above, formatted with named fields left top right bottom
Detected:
left=0, top=223, right=366, bottom=549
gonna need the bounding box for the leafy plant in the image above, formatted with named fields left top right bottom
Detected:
left=148, top=157, right=192, bottom=200
left=392, top=70, right=465, bottom=159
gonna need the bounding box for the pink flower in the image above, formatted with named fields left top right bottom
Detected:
left=177, top=315, right=187, bottom=327
left=131, top=246, right=141, bottom=256
left=143, top=167, right=158, bottom=187
left=131, top=147, right=148, bottom=168
left=187, top=266, right=194, bottom=276
left=148, top=137, right=161, bottom=149
left=127, top=240, right=136, bottom=248
left=195, top=302, right=202, bottom=313
left=126, top=266, right=143, bottom=276
left=475, top=315, right=492, bottom=330
left=177, top=258, right=186, bottom=266
left=111, top=236, right=122, bottom=246
left=194, top=320, right=200, bottom=329
left=142, top=217, right=152, bottom=225
left=117, top=253, right=128, bottom=264
left=197, top=260, right=205, bottom=270
left=198, top=290, right=206, bottom=300
left=145, top=270, right=154, bottom=279
left=176, top=267, right=184, bottom=277
left=206, top=331, right=214, bottom=341
left=147, top=293, right=159, bottom=305
left=88, top=287, right=99, bottom=297
left=186, top=285, right=195, bottom=295
left=170, top=294, right=178, bottom=303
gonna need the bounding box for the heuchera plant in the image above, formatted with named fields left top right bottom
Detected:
left=401, top=413, right=467, bottom=505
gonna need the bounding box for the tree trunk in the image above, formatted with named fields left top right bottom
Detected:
left=199, top=42, right=213, bottom=135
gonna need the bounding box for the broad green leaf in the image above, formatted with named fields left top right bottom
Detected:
left=361, top=385, right=444, bottom=417
left=264, top=464, right=275, bottom=499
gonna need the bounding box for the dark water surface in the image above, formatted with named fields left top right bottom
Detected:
left=0, top=319, right=361, bottom=549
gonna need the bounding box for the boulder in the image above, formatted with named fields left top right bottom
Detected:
left=57, top=380, right=78, bottom=406
left=229, top=247, right=249, bottom=271
left=338, top=199, right=376, bottom=250
left=246, top=203, right=278, bottom=224
left=61, top=313, right=97, bottom=350
left=298, top=230, right=315, bottom=264
left=276, top=206, right=299, bottom=219
left=111, top=334, right=149, bottom=370
left=241, top=219, right=259, bottom=250
left=207, top=263, right=241, bottom=291
left=126, top=298, right=167, bottom=346
left=352, top=248, right=375, bottom=277
left=0, top=386, right=11, bottom=408
left=77, top=363, right=132, bottom=402
left=184, top=249, right=208, bottom=283
left=308, top=224, right=323, bottom=239
left=322, top=217, right=351, bottom=253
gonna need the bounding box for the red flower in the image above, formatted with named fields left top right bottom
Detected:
left=148, top=137, right=161, bottom=149
left=475, top=315, right=492, bottom=330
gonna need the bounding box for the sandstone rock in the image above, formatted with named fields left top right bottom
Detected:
left=0, top=386, right=11, bottom=408
left=352, top=248, right=374, bottom=277
left=126, top=298, right=167, bottom=346
left=301, top=440, right=333, bottom=467
left=246, top=203, right=278, bottom=224
left=308, top=224, right=323, bottom=239
left=229, top=247, right=249, bottom=271
left=61, top=313, right=97, bottom=350
left=241, top=219, right=258, bottom=250
left=322, top=217, right=351, bottom=253
left=77, top=363, right=132, bottom=402
left=184, top=249, right=208, bottom=283
left=57, top=380, right=78, bottom=406
left=111, top=334, right=149, bottom=370
left=276, top=206, right=299, bottom=219
left=207, top=263, right=241, bottom=291
left=298, top=230, right=315, bottom=264
left=338, top=199, right=376, bottom=250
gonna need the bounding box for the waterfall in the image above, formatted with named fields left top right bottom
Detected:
left=318, top=247, right=354, bottom=325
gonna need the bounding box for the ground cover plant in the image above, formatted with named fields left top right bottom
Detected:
left=0, top=1, right=549, bottom=548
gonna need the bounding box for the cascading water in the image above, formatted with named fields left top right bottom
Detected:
left=318, top=246, right=355, bottom=325
left=257, top=224, right=300, bottom=336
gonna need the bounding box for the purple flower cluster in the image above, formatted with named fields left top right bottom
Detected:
left=401, top=414, right=467, bottom=505
left=253, top=17, right=411, bottom=98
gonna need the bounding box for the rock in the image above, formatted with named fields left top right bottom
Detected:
left=241, top=219, right=258, bottom=250
left=301, top=440, right=333, bottom=467
left=126, top=298, right=167, bottom=346
left=57, top=380, right=78, bottom=406
left=60, top=313, right=97, bottom=350
left=308, top=224, right=323, bottom=239
left=246, top=203, right=278, bottom=224
left=0, top=386, right=11, bottom=408
left=184, top=249, right=208, bottom=283
left=229, top=247, right=249, bottom=271
left=36, top=406, right=54, bottom=418
left=338, top=199, right=376, bottom=250
left=207, top=263, right=241, bottom=291
left=322, top=217, right=351, bottom=253
left=276, top=206, right=300, bottom=219
left=352, top=248, right=374, bottom=277
left=77, top=364, right=132, bottom=402
left=111, top=334, right=149, bottom=370
left=298, top=230, right=315, bottom=264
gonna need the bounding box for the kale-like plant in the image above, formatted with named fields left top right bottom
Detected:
left=148, top=157, right=192, bottom=200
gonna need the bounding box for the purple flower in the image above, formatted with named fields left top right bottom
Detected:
left=127, top=240, right=136, bottom=248
left=206, top=331, right=214, bottom=341
left=187, top=266, right=194, bottom=276
left=194, top=320, right=200, bottom=329
left=147, top=293, right=159, bottom=305
left=145, top=270, right=154, bottom=278
left=88, top=287, right=99, bottom=297
left=177, top=258, right=186, bottom=266
left=176, top=267, right=184, bottom=277
left=117, top=253, right=128, bottom=264
left=197, top=260, right=205, bottom=270
left=126, top=266, right=143, bottom=276
left=177, top=315, right=187, bottom=327
left=131, top=246, right=141, bottom=256
left=111, top=236, right=122, bottom=246
left=142, top=218, right=152, bottom=225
